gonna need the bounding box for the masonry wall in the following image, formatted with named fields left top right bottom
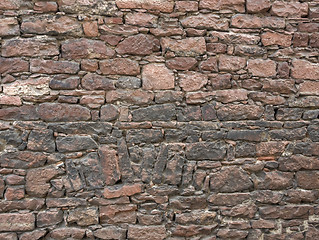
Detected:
left=0, top=0, right=319, bottom=239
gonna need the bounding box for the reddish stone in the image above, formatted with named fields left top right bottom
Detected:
left=173, top=224, right=215, bottom=237
left=0, top=0, right=21, bottom=10
left=166, top=57, right=197, bottom=70
left=207, top=43, right=227, bottom=53
left=31, top=59, right=79, bottom=74
left=179, top=72, right=208, bottom=91
left=83, top=21, right=98, bottom=37
left=200, top=57, right=218, bottom=72
left=37, top=210, right=63, bottom=227
left=300, top=81, right=319, bottom=95
left=199, top=0, right=245, bottom=13
left=0, top=18, right=19, bottom=36
left=100, top=34, right=122, bottom=46
left=0, top=105, right=39, bottom=121
left=292, top=59, right=319, bottom=80
left=20, top=230, right=47, bottom=240
left=0, top=213, right=35, bottom=231
left=262, top=79, right=296, bottom=94
left=217, top=104, right=264, bottom=120
left=248, top=59, right=277, bottom=77
left=0, top=233, right=17, bottom=240
left=217, top=229, right=248, bottom=239
left=128, top=225, right=166, bottom=240
left=261, top=32, right=292, bottom=47
left=27, top=129, right=55, bottom=153
left=62, top=38, right=114, bottom=59
left=0, top=57, right=29, bottom=74
left=116, top=0, right=174, bottom=13
left=81, top=73, right=114, bottom=90
left=181, top=14, right=229, bottom=30
left=103, top=183, right=143, bottom=199
left=105, top=89, right=154, bottom=104
left=175, top=1, right=198, bottom=12
left=38, top=103, right=91, bottom=122
left=256, top=142, right=287, bottom=157
left=26, top=166, right=59, bottom=197
left=210, top=166, right=253, bottom=193
left=293, top=33, right=309, bottom=47
left=306, top=227, right=319, bottom=240
left=81, top=59, right=98, bottom=72
left=215, top=89, right=248, bottom=103
left=260, top=205, right=313, bottom=219
left=100, top=204, right=137, bottom=224
left=125, top=12, right=158, bottom=27
left=142, top=63, right=175, bottom=90
left=246, top=0, right=271, bottom=13
left=4, top=186, right=24, bottom=200
left=99, top=145, right=121, bottom=185
left=231, top=14, right=262, bottom=28
left=5, top=175, right=25, bottom=185
left=21, top=15, right=82, bottom=36
left=100, top=104, right=119, bottom=121
left=0, top=151, right=47, bottom=169
left=34, top=1, right=58, bottom=12
left=0, top=96, right=22, bottom=106
left=67, top=207, right=98, bottom=226
left=256, top=171, right=294, bottom=190
left=100, top=58, right=140, bottom=75
left=310, top=33, right=319, bottom=48
left=49, top=228, right=86, bottom=239
left=116, top=34, right=160, bottom=55
left=161, top=37, right=206, bottom=56
left=219, top=55, right=246, bottom=72
left=208, top=193, right=250, bottom=206
left=94, top=227, right=126, bottom=240
left=296, top=171, right=319, bottom=189
left=270, top=1, right=308, bottom=18
left=50, top=75, right=80, bottom=90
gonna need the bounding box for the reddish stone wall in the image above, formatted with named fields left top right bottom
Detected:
left=0, top=0, right=319, bottom=239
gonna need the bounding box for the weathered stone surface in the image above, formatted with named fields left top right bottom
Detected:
left=2, top=37, right=59, bottom=57
left=27, top=129, right=55, bottom=152
left=210, top=167, right=253, bottom=192
left=62, top=38, right=115, bottom=59
left=104, top=183, right=143, bottom=199
left=296, top=171, right=319, bottom=189
left=37, top=210, right=63, bottom=227
left=31, top=59, right=79, bottom=74
left=131, top=104, right=176, bottom=121
left=100, top=204, right=137, bottom=223
left=186, top=142, right=226, bottom=160
left=94, top=227, right=126, bottom=240
left=181, top=14, right=229, bottom=30
left=99, top=145, right=121, bottom=185
left=0, top=57, right=29, bottom=74
left=67, top=207, right=98, bottom=226
left=255, top=171, right=294, bottom=190
left=161, top=37, right=206, bottom=56
left=128, top=225, right=166, bottom=240
left=0, top=18, right=20, bottom=36
left=179, top=72, right=208, bottom=92
left=248, top=59, right=276, bottom=77
left=125, top=12, right=158, bottom=27
left=58, top=0, right=117, bottom=15
left=116, top=76, right=141, bottom=89
left=246, top=0, right=271, bottom=13
left=0, top=213, right=35, bottom=231
left=292, top=60, right=319, bottom=80
left=116, top=34, right=160, bottom=55
left=200, top=0, right=245, bottom=12
left=0, top=151, right=47, bottom=169
left=81, top=73, right=115, bottom=90
left=49, top=228, right=86, bottom=239
left=270, top=1, right=308, bottom=18
left=142, top=63, right=175, bottom=90
left=38, top=103, right=91, bottom=122
left=100, top=105, right=119, bottom=121
left=56, top=135, right=97, bottom=152
left=219, top=55, right=246, bottom=72
left=26, top=166, right=59, bottom=197
left=50, top=75, right=79, bottom=90
left=100, top=58, right=140, bottom=75
left=116, top=0, right=174, bottom=12
left=217, top=104, right=264, bottom=120
left=261, top=32, right=292, bottom=47
left=21, top=15, right=82, bottom=35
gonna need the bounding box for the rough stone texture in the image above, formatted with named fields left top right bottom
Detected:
left=0, top=1, right=317, bottom=239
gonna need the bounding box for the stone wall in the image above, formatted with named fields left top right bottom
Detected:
left=0, top=0, right=319, bottom=239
